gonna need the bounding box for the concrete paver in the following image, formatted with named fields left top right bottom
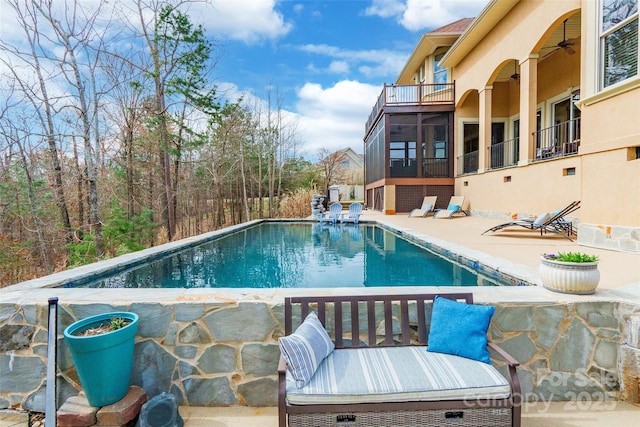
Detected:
left=177, top=402, right=640, bottom=426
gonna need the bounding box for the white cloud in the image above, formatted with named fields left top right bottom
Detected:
left=364, top=0, right=406, bottom=18
left=366, top=0, right=487, bottom=31
left=295, top=80, right=380, bottom=156
left=328, top=61, right=349, bottom=74
left=298, top=44, right=408, bottom=79
left=219, top=79, right=379, bottom=157
left=196, top=0, right=293, bottom=43
left=400, top=0, right=458, bottom=31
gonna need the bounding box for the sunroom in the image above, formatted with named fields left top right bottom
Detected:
left=363, top=19, right=473, bottom=214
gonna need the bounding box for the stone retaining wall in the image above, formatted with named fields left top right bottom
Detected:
left=2, top=298, right=639, bottom=411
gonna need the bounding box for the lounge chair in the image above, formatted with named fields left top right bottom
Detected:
left=433, top=195, right=467, bottom=219
left=482, top=200, right=580, bottom=241
left=408, top=196, right=437, bottom=218
left=340, top=202, right=363, bottom=224
left=319, top=203, right=342, bottom=224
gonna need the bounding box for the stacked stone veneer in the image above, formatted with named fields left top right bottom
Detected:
left=578, top=224, right=640, bottom=253
left=1, top=299, right=639, bottom=411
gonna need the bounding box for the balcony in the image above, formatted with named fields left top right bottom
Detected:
left=489, top=137, right=519, bottom=169
left=533, top=117, right=581, bottom=161
left=389, top=159, right=418, bottom=178
left=389, top=158, right=450, bottom=178
left=366, top=83, right=455, bottom=134
left=457, top=150, right=478, bottom=175
left=423, top=157, right=449, bottom=177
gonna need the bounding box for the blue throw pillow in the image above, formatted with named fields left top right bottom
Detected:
left=278, top=311, right=335, bottom=388
left=447, top=204, right=460, bottom=211
left=427, top=296, right=495, bottom=364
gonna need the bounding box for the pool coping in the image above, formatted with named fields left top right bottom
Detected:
left=3, top=218, right=639, bottom=305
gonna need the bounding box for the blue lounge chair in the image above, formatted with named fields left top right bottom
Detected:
left=409, top=196, right=438, bottom=217
left=319, top=203, right=343, bottom=224
left=433, top=196, right=468, bottom=219
left=340, top=202, right=363, bottom=224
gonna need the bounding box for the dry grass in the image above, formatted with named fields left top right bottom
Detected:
left=277, top=189, right=318, bottom=218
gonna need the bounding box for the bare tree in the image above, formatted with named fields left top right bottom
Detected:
left=1, top=0, right=74, bottom=244
left=317, top=148, right=345, bottom=194
left=34, top=0, right=106, bottom=257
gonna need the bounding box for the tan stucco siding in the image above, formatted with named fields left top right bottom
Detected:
left=537, top=46, right=581, bottom=100
left=580, top=149, right=640, bottom=225
left=580, top=88, right=640, bottom=154
left=452, top=0, right=580, bottom=96
left=491, top=83, right=512, bottom=117
left=456, top=158, right=582, bottom=218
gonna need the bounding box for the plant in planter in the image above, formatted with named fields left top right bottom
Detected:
left=539, top=251, right=600, bottom=294
left=64, top=311, right=139, bottom=407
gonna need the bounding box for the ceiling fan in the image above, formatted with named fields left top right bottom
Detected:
left=556, top=19, right=576, bottom=55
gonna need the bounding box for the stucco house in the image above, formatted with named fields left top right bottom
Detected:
left=363, top=0, right=639, bottom=252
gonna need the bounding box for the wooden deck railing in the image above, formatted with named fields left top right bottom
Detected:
left=365, top=83, right=455, bottom=134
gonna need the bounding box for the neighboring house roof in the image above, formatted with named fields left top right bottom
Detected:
left=395, top=18, right=474, bottom=84
left=336, top=147, right=364, bottom=167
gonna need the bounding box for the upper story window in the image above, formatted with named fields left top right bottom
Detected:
left=419, top=63, right=426, bottom=83
left=600, top=0, right=638, bottom=88
left=433, top=52, right=447, bottom=84
left=341, top=159, right=350, bottom=168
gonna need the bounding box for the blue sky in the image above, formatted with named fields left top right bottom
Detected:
left=202, top=0, right=489, bottom=157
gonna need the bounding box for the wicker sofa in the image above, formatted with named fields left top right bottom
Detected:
left=278, top=293, right=521, bottom=427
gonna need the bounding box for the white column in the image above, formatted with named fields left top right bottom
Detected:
left=478, top=85, right=493, bottom=173
left=519, top=55, right=538, bottom=165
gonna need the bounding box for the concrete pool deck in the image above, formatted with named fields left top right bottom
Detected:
left=2, top=402, right=640, bottom=426
left=367, top=211, right=640, bottom=293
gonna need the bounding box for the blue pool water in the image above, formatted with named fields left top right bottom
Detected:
left=70, top=222, right=504, bottom=289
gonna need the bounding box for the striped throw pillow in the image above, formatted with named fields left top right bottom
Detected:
left=279, top=311, right=335, bottom=388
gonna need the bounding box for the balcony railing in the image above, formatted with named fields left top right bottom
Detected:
left=366, top=82, right=455, bottom=134
left=489, top=137, right=519, bottom=169
left=390, top=159, right=418, bottom=178
left=533, top=117, right=581, bottom=161
left=422, top=158, right=449, bottom=177
left=457, top=150, right=478, bottom=175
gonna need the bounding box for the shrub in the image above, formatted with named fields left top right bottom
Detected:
left=543, top=252, right=599, bottom=263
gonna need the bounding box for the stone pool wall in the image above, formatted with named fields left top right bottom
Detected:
left=1, top=298, right=639, bottom=411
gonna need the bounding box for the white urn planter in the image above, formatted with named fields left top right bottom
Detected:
left=539, top=256, right=600, bottom=294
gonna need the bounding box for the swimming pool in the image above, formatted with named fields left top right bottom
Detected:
left=66, top=222, right=509, bottom=289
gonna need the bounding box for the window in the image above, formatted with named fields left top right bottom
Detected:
left=462, top=123, right=479, bottom=174
left=463, top=123, right=479, bottom=154
left=389, top=115, right=418, bottom=178
left=433, top=52, right=447, bottom=85
left=490, top=123, right=506, bottom=168
left=341, top=159, right=350, bottom=168
left=421, top=113, right=449, bottom=177
left=601, top=0, right=639, bottom=88
left=491, top=123, right=505, bottom=146
left=418, top=63, right=426, bottom=83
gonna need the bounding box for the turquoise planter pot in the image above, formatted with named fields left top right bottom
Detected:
left=64, top=312, right=138, bottom=407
